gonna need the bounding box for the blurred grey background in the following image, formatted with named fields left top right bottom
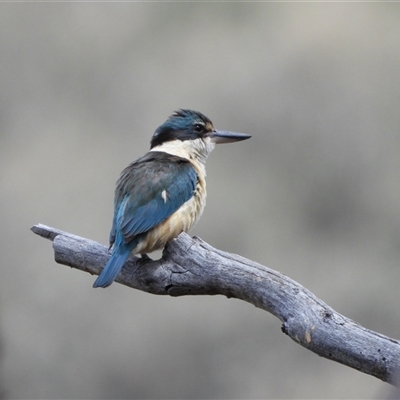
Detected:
left=1, top=2, right=400, bottom=399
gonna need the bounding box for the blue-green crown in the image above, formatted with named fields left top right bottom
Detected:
left=150, top=109, right=213, bottom=149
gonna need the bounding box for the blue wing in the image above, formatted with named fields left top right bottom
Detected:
left=115, top=152, right=197, bottom=243
left=93, top=152, right=197, bottom=288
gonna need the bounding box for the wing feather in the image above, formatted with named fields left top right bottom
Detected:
left=109, top=152, right=197, bottom=245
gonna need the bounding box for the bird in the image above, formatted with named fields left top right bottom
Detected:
left=93, top=109, right=251, bottom=288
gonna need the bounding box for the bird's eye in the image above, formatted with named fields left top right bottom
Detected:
left=193, top=123, right=204, bottom=133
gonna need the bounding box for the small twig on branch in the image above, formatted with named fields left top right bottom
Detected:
left=31, top=223, right=400, bottom=386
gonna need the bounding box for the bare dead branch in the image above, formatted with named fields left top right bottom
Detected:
left=31, top=223, right=400, bottom=386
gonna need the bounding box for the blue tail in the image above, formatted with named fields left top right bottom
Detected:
left=93, top=242, right=135, bottom=288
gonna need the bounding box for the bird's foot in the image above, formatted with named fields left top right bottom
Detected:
left=136, top=253, right=152, bottom=266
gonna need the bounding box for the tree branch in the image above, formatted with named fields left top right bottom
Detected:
left=31, top=223, right=400, bottom=386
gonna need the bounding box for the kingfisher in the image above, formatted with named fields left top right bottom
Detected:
left=93, top=109, right=251, bottom=288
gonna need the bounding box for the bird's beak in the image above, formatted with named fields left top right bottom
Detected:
left=210, top=130, right=251, bottom=144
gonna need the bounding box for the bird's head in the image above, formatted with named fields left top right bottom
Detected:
left=150, top=109, right=251, bottom=162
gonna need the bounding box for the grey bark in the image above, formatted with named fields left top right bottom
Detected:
left=31, top=223, right=400, bottom=386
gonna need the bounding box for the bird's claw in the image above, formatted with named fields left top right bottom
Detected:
left=136, top=253, right=152, bottom=266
